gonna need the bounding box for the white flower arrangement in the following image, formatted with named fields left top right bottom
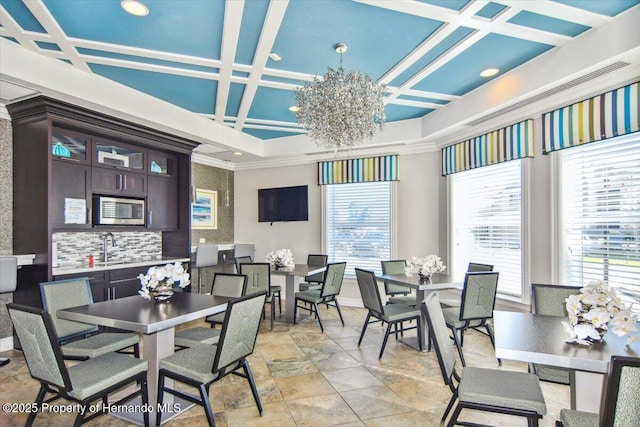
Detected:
left=562, top=280, right=638, bottom=345
left=266, top=248, right=294, bottom=268
left=138, top=262, right=190, bottom=300
left=409, top=254, right=447, bottom=277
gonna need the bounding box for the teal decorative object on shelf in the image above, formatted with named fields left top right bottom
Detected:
left=52, top=142, right=71, bottom=158
left=150, top=160, right=162, bottom=173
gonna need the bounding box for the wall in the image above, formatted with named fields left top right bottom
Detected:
left=191, top=162, right=234, bottom=245
left=0, top=118, right=13, bottom=348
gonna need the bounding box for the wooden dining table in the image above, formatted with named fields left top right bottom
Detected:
left=376, top=273, right=462, bottom=351
left=270, top=263, right=326, bottom=322
left=493, top=310, right=640, bottom=413
left=57, top=292, right=231, bottom=425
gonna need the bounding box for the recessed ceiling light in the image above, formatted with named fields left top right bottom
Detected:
left=233, top=151, right=243, bottom=156
left=289, top=105, right=299, bottom=112
left=121, top=0, right=149, bottom=16
left=480, top=68, right=499, bottom=78
left=269, top=53, right=282, bottom=62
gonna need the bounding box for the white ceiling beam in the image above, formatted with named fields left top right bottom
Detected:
left=0, top=7, right=42, bottom=51
left=215, top=1, right=244, bottom=123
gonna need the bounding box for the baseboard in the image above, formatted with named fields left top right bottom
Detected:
left=0, top=336, right=13, bottom=352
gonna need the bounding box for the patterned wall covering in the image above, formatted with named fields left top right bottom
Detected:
left=542, top=81, right=639, bottom=154
left=441, top=119, right=534, bottom=175
left=318, top=154, right=399, bottom=185
left=191, top=162, right=234, bottom=245
left=0, top=118, right=13, bottom=342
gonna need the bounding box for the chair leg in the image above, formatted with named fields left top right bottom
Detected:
left=314, top=303, right=324, bottom=332
left=134, top=343, right=140, bottom=358
left=293, top=299, right=298, bottom=325
left=277, top=292, right=282, bottom=314
left=358, top=313, right=371, bottom=346
left=25, top=384, right=47, bottom=427
left=156, top=373, right=165, bottom=427
left=485, top=323, right=502, bottom=366
left=450, top=327, right=466, bottom=367
left=199, top=383, right=216, bottom=427
left=380, top=322, right=393, bottom=358
left=441, top=393, right=457, bottom=424
left=333, top=299, right=345, bottom=327
left=270, top=298, right=275, bottom=330
left=243, top=360, right=263, bottom=415
left=73, top=411, right=84, bottom=427
left=446, top=401, right=464, bottom=427
left=416, top=317, right=423, bottom=351
left=141, top=376, right=150, bottom=427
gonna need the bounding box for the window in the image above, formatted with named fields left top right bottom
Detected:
left=559, top=133, right=640, bottom=309
left=450, top=160, right=523, bottom=297
left=325, top=181, right=392, bottom=276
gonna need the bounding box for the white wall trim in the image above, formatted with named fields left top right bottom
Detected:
left=0, top=336, right=14, bottom=352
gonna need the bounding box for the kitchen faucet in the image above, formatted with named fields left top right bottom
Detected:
left=102, top=232, right=118, bottom=263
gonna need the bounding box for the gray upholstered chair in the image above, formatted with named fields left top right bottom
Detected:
left=530, top=283, right=580, bottom=384
left=441, top=271, right=500, bottom=367
left=236, top=257, right=282, bottom=313
left=240, top=262, right=278, bottom=329
left=294, top=262, right=346, bottom=332
left=7, top=303, right=149, bottom=427
left=299, top=254, right=328, bottom=291
left=559, top=355, right=640, bottom=427
left=421, top=293, right=546, bottom=427
left=175, top=273, right=248, bottom=349
left=40, top=278, right=139, bottom=360
left=234, top=255, right=253, bottom=273
left=193, top=245, right=219, bottom=293
left=381, top=259, right=416, bottom=306
left=0, top=256, right=17, bottom=367
left=440, top=262, right=494, bottom=308
left=355, top=268, right=422, bottom=358
left=156, top=291, right=267, bottom=427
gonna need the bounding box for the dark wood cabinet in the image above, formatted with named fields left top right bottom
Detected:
left=51, top=161, right=91, bottom=230
left=91, top=167, right=147, bottom=197
left=93, top=138, right=146, bottom=172
left=53, top=271, right=109, bottom=302
left=147, top=175, right=178, bottom=230
left=148, top=150, right=177, bottom=178
left=51, top=127, right=91, bottom=164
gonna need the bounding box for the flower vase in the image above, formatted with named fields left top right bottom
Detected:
left=152, top=283, right=174, bottom=302
left=418, top=273, right=432, bottom=284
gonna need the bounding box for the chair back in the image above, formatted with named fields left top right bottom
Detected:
left=381, top=260, right=409, bottom=296
left=467, top=262, right=494, bottom=272
left=355, top=268, right=384, bottom=316
left=531, top=284, right=580, bottom=316
left=603, top=355, right=640, bottom=426
left=40, top=278, right=98, bottom=340
left=320, top=262, right=346, bottom=298
left=195, top=245, right=219, bottom=268
left=213, top=291, right=267, bottom=374
left=210, top=273, right=248, bottom=297
left=0, top=256, right=17, bottom=293
left=234, top=256, right=253, bottom=273
left=459, top=272, right=499, bottom=322
left=421, top=293, right=457, bottom=387
left=305, top=254, right=328, bottom=282
left=240, top=263, right=271, bottom=296
left=234, top=243, right=255, bottom=259
left=7, top=303, right=72, bottom=391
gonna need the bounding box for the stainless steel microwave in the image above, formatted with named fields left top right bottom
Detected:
left=93, top=196, right=145, bottom=225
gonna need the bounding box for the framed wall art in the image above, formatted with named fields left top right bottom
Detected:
left=192, top=188, right=218, bottom=229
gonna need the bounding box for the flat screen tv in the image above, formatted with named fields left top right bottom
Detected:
left=258, top=185, right=308, bottom=223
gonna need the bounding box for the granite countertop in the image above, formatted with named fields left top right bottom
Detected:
left=52, top=257, right=191, bottom=276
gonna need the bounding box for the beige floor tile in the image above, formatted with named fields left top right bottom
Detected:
left=340, top=386, right=414, bottom=420
left=275, top=372, right=335, bottom=400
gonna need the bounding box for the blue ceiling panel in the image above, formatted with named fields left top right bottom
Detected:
left=248, top=86, right=297, bottom=123
left=508, top=11, right=590, bottom=37
left=413, top=33, right=553, bottom=96
left=385, top=104, right=434, bottom=122
left=235, top=1, right=269, bottom=66
left=35, top=41, right=60, bottom=51
left=0, top=0, right=45, bottom=32
left=243, top=128, right=303, bottom=140
left=43, top=0, right=225, bottom=58
left=552, top=0, right=640, bottom=16
left=89, top=64, right=217, bottom=115
left=225, top=83, right=245, bottom=117
left=389, top=26, right=475, bottom=88
left=417, top=0, right=471, bottom=11
left=475, top=2, right=508, bottom=19
left=272, top=0, right=443, bottom=80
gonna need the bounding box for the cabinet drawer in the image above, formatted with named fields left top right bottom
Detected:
left=54, top=271, right=108, bottom=284
left=109, top=266, right=149, bottom=282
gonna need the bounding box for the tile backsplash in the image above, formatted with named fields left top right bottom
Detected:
left=53, top=231, right=162, bottom=268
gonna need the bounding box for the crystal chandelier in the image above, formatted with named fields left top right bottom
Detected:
left=295, top=43, right=386, bottom=151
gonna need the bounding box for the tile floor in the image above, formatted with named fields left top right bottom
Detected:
left=0, top=305, right=569, bottom=426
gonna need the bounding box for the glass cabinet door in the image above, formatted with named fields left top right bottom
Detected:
left=148, top=150, right=177, bottom=178
left=94, top=139, right=145, bottom=171
left=51, top=128, right=91, bottom=164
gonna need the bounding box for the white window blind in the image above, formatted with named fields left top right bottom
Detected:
left=451, top=160, right=523, bottom=297
left=325, top=181, right=391, bottom=276
left=560, top=134, right=640, bottom=310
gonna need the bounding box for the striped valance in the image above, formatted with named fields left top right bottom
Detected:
left=318, top=154, right=399, bottom=185
left=543, top=81, right=639, bottom=154
left=441, top=119, right=534, bottom=176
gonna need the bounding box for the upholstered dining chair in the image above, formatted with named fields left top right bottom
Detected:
left=421, top=293, right=546, bottom=427
left=237, top=256, right=282, bottom=313
left=174, top=273, right=248, bottom=349
left=530, top=283, right=581, bottom=384
left=558, top=355, right=640, bottom=427
left=156, top=291, right=267, bottom=427
left=439, top=262, right=494, bottom=308
left=234, top=255, right=253, bottom=273
left=381, top=259, right=416, bottom=306
left=294, top=262, right=346, bottom=333
left=7, top=303, right=149, bottom=427
left=440, top=271, right=500, bottom=367
left=240, top=262, right=279, bottom=329
left=193, top=245, right=218, bottom=293
left=0, top=255, right=17, bottom=367
left=40, top=277, right=140, bottom=360
left=299, top=254, right=328, bottom=291
left=355, top=268, right=422, bottom=358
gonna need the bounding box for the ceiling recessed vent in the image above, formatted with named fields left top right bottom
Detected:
left=467, top=61, right=630, bottom=127
left=307, top=142, right=406, bottom=155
